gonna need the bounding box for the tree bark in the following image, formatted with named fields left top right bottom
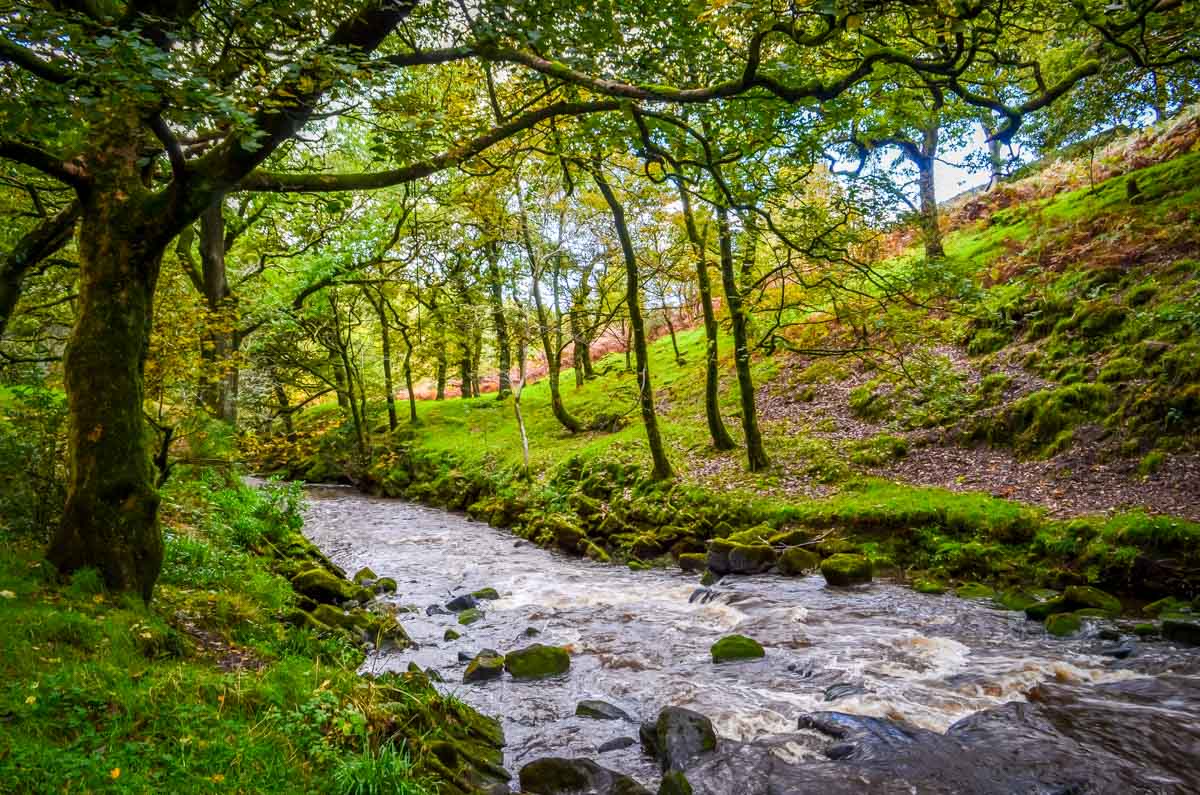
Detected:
left=486, top=242, right=511, bottom=398
left=676, top=179, right=736, bottom=451
left=47, top=185, right=164, bottom=602
left=716, top=204, right=769, bottom=472
left=368, top=290, right=398, bottom=432
left=593, top=168, right=673, bottom=480
left=399, top=325, right=418, bottom=424
left=916, top=122, right=944, bottom=260
left=198, top=199, right=239, bottom=422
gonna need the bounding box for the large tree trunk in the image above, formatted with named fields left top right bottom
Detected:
left=677, top=180, right=736, bottom=451
left=916, top=123, right=944, bottom=260
left=716, top=205, right=769, bottom=472
left=47, top=189, right=164, bottom=602
left=593, top=169, right=672, bottom=480
left=198, top=200, right=239, bottom=422
left=486, top=243, right=512, bottom=398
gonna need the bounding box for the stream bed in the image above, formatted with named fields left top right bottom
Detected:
left=301, top=485, right=1200, bottom=793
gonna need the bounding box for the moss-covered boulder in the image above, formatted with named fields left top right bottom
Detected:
left=998, top=589, right=1040, bottom=611
left=518, top=757, right=651, bottom=795
left=309, top=603, right=362, bottom=631
left=711, top=634, right=765, bottom=664
left=553, top=521, right=588, bottom=554
left=373, top=577, right=397, bottom=594
left=1063, top=585, right=1122, bottom=615
left=1162, top=615, right=1200, bottom=646
left=1045, top=613, right=1082, bottom=637
left=471, top=587, right=500, bottom=601
left=505, top=644, right=570, bottom=679
left=1143, top=596, right=1190, bottom=616
left=1133, top=623, right=1158, bottom=638
left=644, top=706, right=718, bottom=772
left=352, top=566, right=377, bottom=584
left=458, top=608, right=484, bottom=626
left=444, top=628, right=461, bottom=641
left=955, top=582, right=996, bottom=600
left=291, top=568, right=356, bottom=605
left=706, top=539, right=777, bottom=575
left=1025, top=596, right=1070, bottom=621
left=678, top=553, right=707, bottom=573
left=659, top=771, right=693, bottom=795
left=777, top=547, right=820, bottom=576
left=913, top=579, right=948, bottom=595
left=464, top=650, right=505, bottom=683
left=584, top=541, right=611, bottom=562
left=820, top=554, right=873, bottom=587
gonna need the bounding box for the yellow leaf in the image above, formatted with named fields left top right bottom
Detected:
left=211, top=774, right=225, bottom=783
left=24, top=695, right=36, bottom=705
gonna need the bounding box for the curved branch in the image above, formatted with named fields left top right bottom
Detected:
left=0, top=141, right=85, bottom=186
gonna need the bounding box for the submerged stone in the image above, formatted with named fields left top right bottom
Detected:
left=711, top=634, right=765, bottom=664
left=820, top=554, right=873, bottom=587
left=576, top=699, right=632, bottom=721
left=777, top=547, right=820, bottom=576
left=505, top=644, right=570, bottom=679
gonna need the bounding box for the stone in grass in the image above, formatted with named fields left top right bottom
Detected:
left=1063, top=585, right=1122, bottom=615
left=352, top=566, right=377, bottom=584
left=458, top=607, right=484, bottom=626
left=777, top=547, right=820, bottom=576
left=1045, top=613, right=1082, bottom=637
left=505, top=644, right=571, bottom=679
left=711, top=634, right=765, bottom=664
left=463, top=650, right=505, bottom=683
left=576, top=700, right=632, bottom=721
left=913, top=579, right=948, bottom=595
left=820, top=554, right=873, bottom=587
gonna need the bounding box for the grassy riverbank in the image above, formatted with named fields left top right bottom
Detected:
left=0, top=470, right=504, bottom=793
left=258, top=123, right=1200, bottom=614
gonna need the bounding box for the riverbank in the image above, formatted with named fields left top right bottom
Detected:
left=0, top=470, right=506, bottom=793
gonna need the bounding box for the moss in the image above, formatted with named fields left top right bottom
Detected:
left=710, top=634, right=765, bottom=663
left=471, top=588, right=500, bottom=600
left=997, top=589, right=1040, bottom=611
left=659, top=771, right=694, bottom=795
left=913, top=579, right=947, bottom=594
left=677, top=552, right=707, bottom=572
left=1098, top=356, right=1141, bottom=383
left=1133, top=623, right=1158, bottom=637
left=457, top=608, right=484, bottom=626
left=352, top=566, right=377, bottom=584
left=987, top=383, right=1114, bottom=457
left=1137, top=451, right=1166, bottom=476
left=1025, top=596, right=1070, bottom=620
left=504, top=644, right=570, bottom=679
left=1045, top=612, right=1082, bottom=636
left=443, top=628, right=461, bottom=641
left=1142, top=596, right=1189, bottom=616
left=777, top=547, right=820, bottom=575
left=463, top=651, right=505, bottom=683
left=848, top=434, right=909, bottom=467
left=290, top=568, right=356, bottom=605
left=1063, top=585, right=1122, bottom=615
left=967, top=327, right=1010, bottom=356
left=820, top=554, right=873, bottom=586
left=374, top=577, right=397, bottom=594
left=955, top=582, right=996, bottom=599
left=848, top=380, right=892, bottom=421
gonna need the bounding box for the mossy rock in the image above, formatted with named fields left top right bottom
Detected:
left=373, top=577, right=397, bottom=594
left=1045, top=613, right=1082, bottom=637
left=1133, top=623, right=1158, bottom=638
left=1143, top=596, right=1190, bottom=616
left=820, top=554, right=873, bottom=587
left=471, top=587, right=500, bottom=601
left=464, top=650, right=505, bottom=683
left=955, top=582, right=996, bottom=600
left=291, top=568, right=356, bottom=605
left=913, top=579, right=948, bottom=595
left=309, top=603, right=361, bottom=630
left=711, top=634, right=765, bottom=664
left=1025, top=596, right=1070, bottom=621
left=584, top=541, right=611, bottom=563
left=659, top=771, right=694, bottom=795
left=1073, top=608, right=1110, bottom=618
left=444, top=628, right=461, bottom=641
left=505, top=644, right=570, bottom=679
left=352, top=566, right=378, bottom=584
left=815, top=538, right=858, bottom=556
left=777, top=547, right=820, bottom=576
left=1162, top=615, right=1200, bottom=646
left=699, top=570, right=718, bottom=586
left=1063, top=585, right=1121, bottom=615
left=678, top=553, right=707, bottom=573
left=998, top=589, right=1039, bottom=611
left=627, top=559, right=650, bottom=571
left=458, top=608, right=484, bottom=626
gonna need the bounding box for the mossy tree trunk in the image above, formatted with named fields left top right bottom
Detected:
left=716, top=204, right=769, bottom=472
left=485, top=242, right=511, bottom=398
left=915, top=124, right=944, bottom=260
left=399, top=325, right=418, bottom=423
left=47, top=169, right=166, bottom=602
left=593, top=168, right=673, bottom=480
left=676, top=179, right=736, bottom=451
left=198, top=199, right=240, bottom=423
left=366, top=288, right=398, bottom=432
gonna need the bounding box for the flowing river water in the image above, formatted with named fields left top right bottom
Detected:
left=300, top=485, right=1200, bottom=793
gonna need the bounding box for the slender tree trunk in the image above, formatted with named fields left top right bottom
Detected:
left=272, top=369, right=296, bottom=441
left=663, top=306, right=682, bottom=363
left=677, top=179, right=736, bottom=450
left=334, top=359, right=350, bottom=408
left=459, top=341, right=472, bottom=399
left=916, top=122, right=944, bottom=260
left=399, top=326, right=418, bottom=424
left=369, top=291, right=398, bottom=432
left=580, top=337, right=593, bottom=378
left=47, top=185, right=165, bottom=602
left=486, top=244, right=512, bottom=398
left=716, top=204, right=769, bottom=472
left=593, top=169, right=673, bottom=480
left=198, top=200, right=239, bottom=422
left=471, top=325, right=483, bottom=397
left=570, top=308, right=585, bottom=388
left=0, top=201, right=78, bottom=339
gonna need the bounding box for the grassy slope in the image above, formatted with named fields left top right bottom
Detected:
left=0, top=472, right=499, bottom=794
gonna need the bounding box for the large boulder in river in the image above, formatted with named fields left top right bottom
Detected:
left=711, top=635, right=765, bottom=664
left=706, top=539, right=777, bottom=575
left=641, top=707, right=718, bottom=772
left=1063, top=585, right=1122, bottom=615
left=291, top=568, right=357, bottom=604
left=1162, top=615, right=1200, bottom=646
left=518, top=757, right=651, bottom=795
left=658, top=771, right=693, bottom=795
left=505, top=644, right=571, bottom=679
left=820, top=554, right=873, bottom=587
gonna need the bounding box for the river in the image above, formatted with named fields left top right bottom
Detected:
left=300, top=484, right=1200, bottom=794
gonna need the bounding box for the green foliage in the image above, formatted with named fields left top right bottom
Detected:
left=333, top=743, right=436, bottom=795
left=0, top=385, right=67, bottom=540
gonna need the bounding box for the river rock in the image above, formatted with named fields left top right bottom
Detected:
left=373, top=577, right=397, bottom=594
left=447, top=593, right=479, bottom=612
left=577, top=700, right=632, bottom=721
left=1024, top=596, right=1069, bottom=620
left=913, top=579, right=948, bottom=594
left=1045, top=613, right=1082, bottom=637
left=1162, top=615, right=1200, bottom=646
left=598, top=737, right=637, bottom=753
left=955, top=582, right=995, bottom=600
left=472, top=587, right=501, bottom=600
left=518, top=757, right=651, bottom=795
left=711, top=635, right=765, bottom=664
left=444, top=628, right=461, bottom=641
left=506, top=644, right=570, bottom=679
left=352, top=566, right=377, bottom=584
left=643, top=706, right=718, bottom=772
left=777, top=547, right=820, bottom=576
left=1063, top=585, right=1122, bottom=615
left=464, top=650, right=505, bottom=683
left=658, top=771, right=693, bottom=795
left=1143, top=596, right=1190, bottom=616
left=820, top=554, right=873, bottom=586
left=291, top=568, right=356, bottom=604
left=458, top=607, right=484, bottom=626
left=678, top=553, right=707, bottom=573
